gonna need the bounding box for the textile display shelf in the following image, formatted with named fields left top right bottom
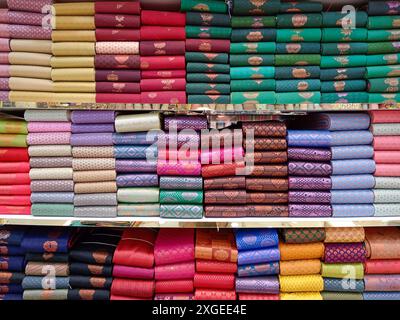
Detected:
left=1, top=215, right=400, bottom=228
left=1, top=102, right=400, bottom=113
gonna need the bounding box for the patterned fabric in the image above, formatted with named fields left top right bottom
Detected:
left=196, top=229, right=238, bottom=263
left=289, top=162, right=332, bottom=176
left=279, top=275, right=324, bottom=292
left=235, top=229, right=278, bottom=250
left=324, top=243, right=367, bottom=263
left=281, top=228, right=326, bottom=244
left=237, top=262, right=279, bottom=277
left=323, top=278, right=365, bottom=293
left=325, top=228, right=365, bottom=243
left=238, top=247, right=280, bottom=266
left=280, top=259, right=321, bottom=276
left=160, top=205, right=203, bottom=219
left=235, top=276, right=280, bottom=294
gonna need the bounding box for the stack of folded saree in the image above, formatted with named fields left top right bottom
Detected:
left=203, top=127, right=247, bottom=217
left=158, top=115, right=205, bottom=219
left=26, top=110, right=73, bottom=217
left=0, top=112, right=30, bottom=215
left=69, top=228, right=121, bottom=300
left=183, top=0, right=231, bottom=104
left=230, top=0, right=279, bottom=104
left=3, top=0, right=53, bottom=102
left=114, top=112, right=160, bottom=217
left=71, top=110, right=117, bottom=218
left=370, top=110, right=400, bottom=216
left=321, top=9, right=369, bottom=103
left=50, top=1, right=96, bottom=103
left=194, top=229, right=237, bottom=300
left=21, top=228, right=75, bottom=300
left=363, top=227, right=400, bottom=300
left=235, top=229, right=280, bottom=300
left=287, top=113, right=376, bottom=217
left=140, top=0, right=186, bottom=104
left=279, top=227, right=324, bottom=300
left=321, top=227, right=366, bottom=300
left=243, top=120, right=288, bottom=217
left=367, top=2, right=400, bottom=104
left=275, top=1, right=322, bottom=104
left=0, top=227, right=26, bottom=300
left=0, top=3, right=10, bottom=101
left=154, top=229, right=195, bottom=300
left=94, top=0, right=141, bottom=103
left=111, top=229, right=156, bottom=300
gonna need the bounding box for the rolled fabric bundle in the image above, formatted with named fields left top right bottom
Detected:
left=72, top=124, right=115, bottom=134
left=237, top=262, right=280, bottom=277
left=204, top=190, right=247, bottom=204
left=31, top=180, right=74, bottom=192
left=322, top=11, right=368, bottom=28
left=116, top=160, right=157, bottom=173
left=31, top=204, right=74, bottom=217
left=276, top=92, right=321, bottom=104
left=23, top=290, right=69, bottom=301
left=230, top=79, right=276, bottom=92
left=71, top=133, right=113, bottom=146
left=320, top=67, right=366, bottom=81
left=116, top=174, right=158, bottom=187
left=0, top=162, right=29, bottom=173
left=368, top=77, right=400, bottom=93
left=194, top=289, right=237, bottom=300
left=155, top=262, right=195, bottom=281
left=321, top=80, right=366, bottom=92
left=94, top=14, right=140, bottom=29
left=185, top=39, right=230, bottom=53
left=371, top=124, right=400, bottom=136
left=157, top=161, right=201, bottom=176
left=118, top=204, right=160, bottom=217
left=375, top=177, right=400, bottom=189
left=321, top=43, right=368, bottom=56
left=160, top=190, right=203, bottom=204
left=332, top=204, right=375, bottom=217
left=0, top=148, right=29, bottom=162
left=113, top=132, right=158, bottom=146
left=74, top=181, right=117, bottom=194
left=74, top=194, right=117, bottom=207
left=117, top=188, right=159, bottom=203
left=321, top=263, right=364, bottom=279
left=27, top=132, right=70, bottom=145
left=363, top=292, right=400, bottom=300
left=322, top=92, right=369, bottom=103
left=289, top=177, right=331, bottom=190
left=74, top=206, right=117, bottom=218
left=364, top=275, right=400, bottom=292
left=321, top=55, right=367, bottom=68
left=238, top=247, right=280, bottom=265
left=230, top=66, right=275, bottom=80
left=235, top=276, right=280, bottom=294
left=331, top=190, right=374, bottom=204
left=73, top=170, right=116, bottom=183
left=0, top=134, right=26, bottom=147
left=275, top=79, right=321, bottom=92
left=72, top=158, right=115, bottom=171
left=288, top=162, right=332, bottom=177
left=22, top=276, right=70, bottom=290
left=325, top=228, right=365, bottom=243
left=196, top=261, right=237, bottom=274
left=281, top=228, right=326, bottom=243
left=95, top=55, right=140, bottom=70
left=30, top=192, right=74, bottom=204
left=111, top=278, right=154, bottom=299
left=181, top=0, right=228, bottom=13
left=366, top=53, right=400, bottom=66
left=231, top=92, right=276, bottom=104
left=280, top=259, right=321, bottom=276
left=368, top=1, right=400, bottom=16
left=246, top=178, right=288, bottom=192
left=279, top=275, right=324, bottom=292
left=279, top=242, right=324, bottom=261
left=246, top=151, right=288, bottom=164
left=277, top=14, right=322, bottom=28
left=276, top=43, right=321, bottom=54
left=322, top=28, right=367, bottom=42
left=28, top=122, right=71, bottom=133
left=24, top=262, right=69, bottom=276
left=29, top=168, right=73, bottom=180
left=365, top=260, right=400, bottom=274
left=374, top=190, right=400, bottom=203
left=365, top=227, right=400, bottom=259
left=275, top=66, right=320, bottom=79
left=324, top=243, right=367, bottom=263
left=232, top=0, right=280, bottom=16
left=160, top=204, right=203, bottom=219
left=276, top=29, right=322, bottom=42
left=368, top=15, right=400, bottom=29
left=186, top=52, right=229, bottom=63
left=194, top=273, right=234, bottom=290
left=323, top=278, right=365, bottom=293
left=159, top=177, right=203, bottom=190
left=373, top=136, right=400, bottom=151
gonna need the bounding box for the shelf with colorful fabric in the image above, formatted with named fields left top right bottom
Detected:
left=370, top=110, right=400, bottom=217
left=243, top=120, right=288, bottom=217
left=363, top=227, right=400, bottom=300
left=229, top=0, right=279, bottom=104
left=0, top=227, right=25, bottom=300
left=367, top=4, right=400, bottom=104
left=320, top=10, right=369, bottom=104
left=68, top=228, right=121, bottom=300
left=140, top=0, right=186, bottom=104
left=321, top=227, right=367, bottom=300
left=25, top=110, right=73, bottom=217
left=114, top=112, right=161, bottom=217
left=110, top=228, right=156, bottom=300
left=21, top=227, right=74, bottom=300
left=50, top=1, right=96, bottom=103
left=235, top=229, right=280, bottom=300
left=194, top=229, right=237, bottom=300
left=275, top=1, right=322, bottom=104
left=71, top=110, right=117, bottom=218
left=287, top=113, right=376, bottom=218
left=158, top=115, right=205, bottom=219
left=0, top=112, right=30, bottom=215
left=154, top=228, right=195, bottom=300
left=279, top=227, right=324, bottom=300
left=183, top=0, right=231, bottom=104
